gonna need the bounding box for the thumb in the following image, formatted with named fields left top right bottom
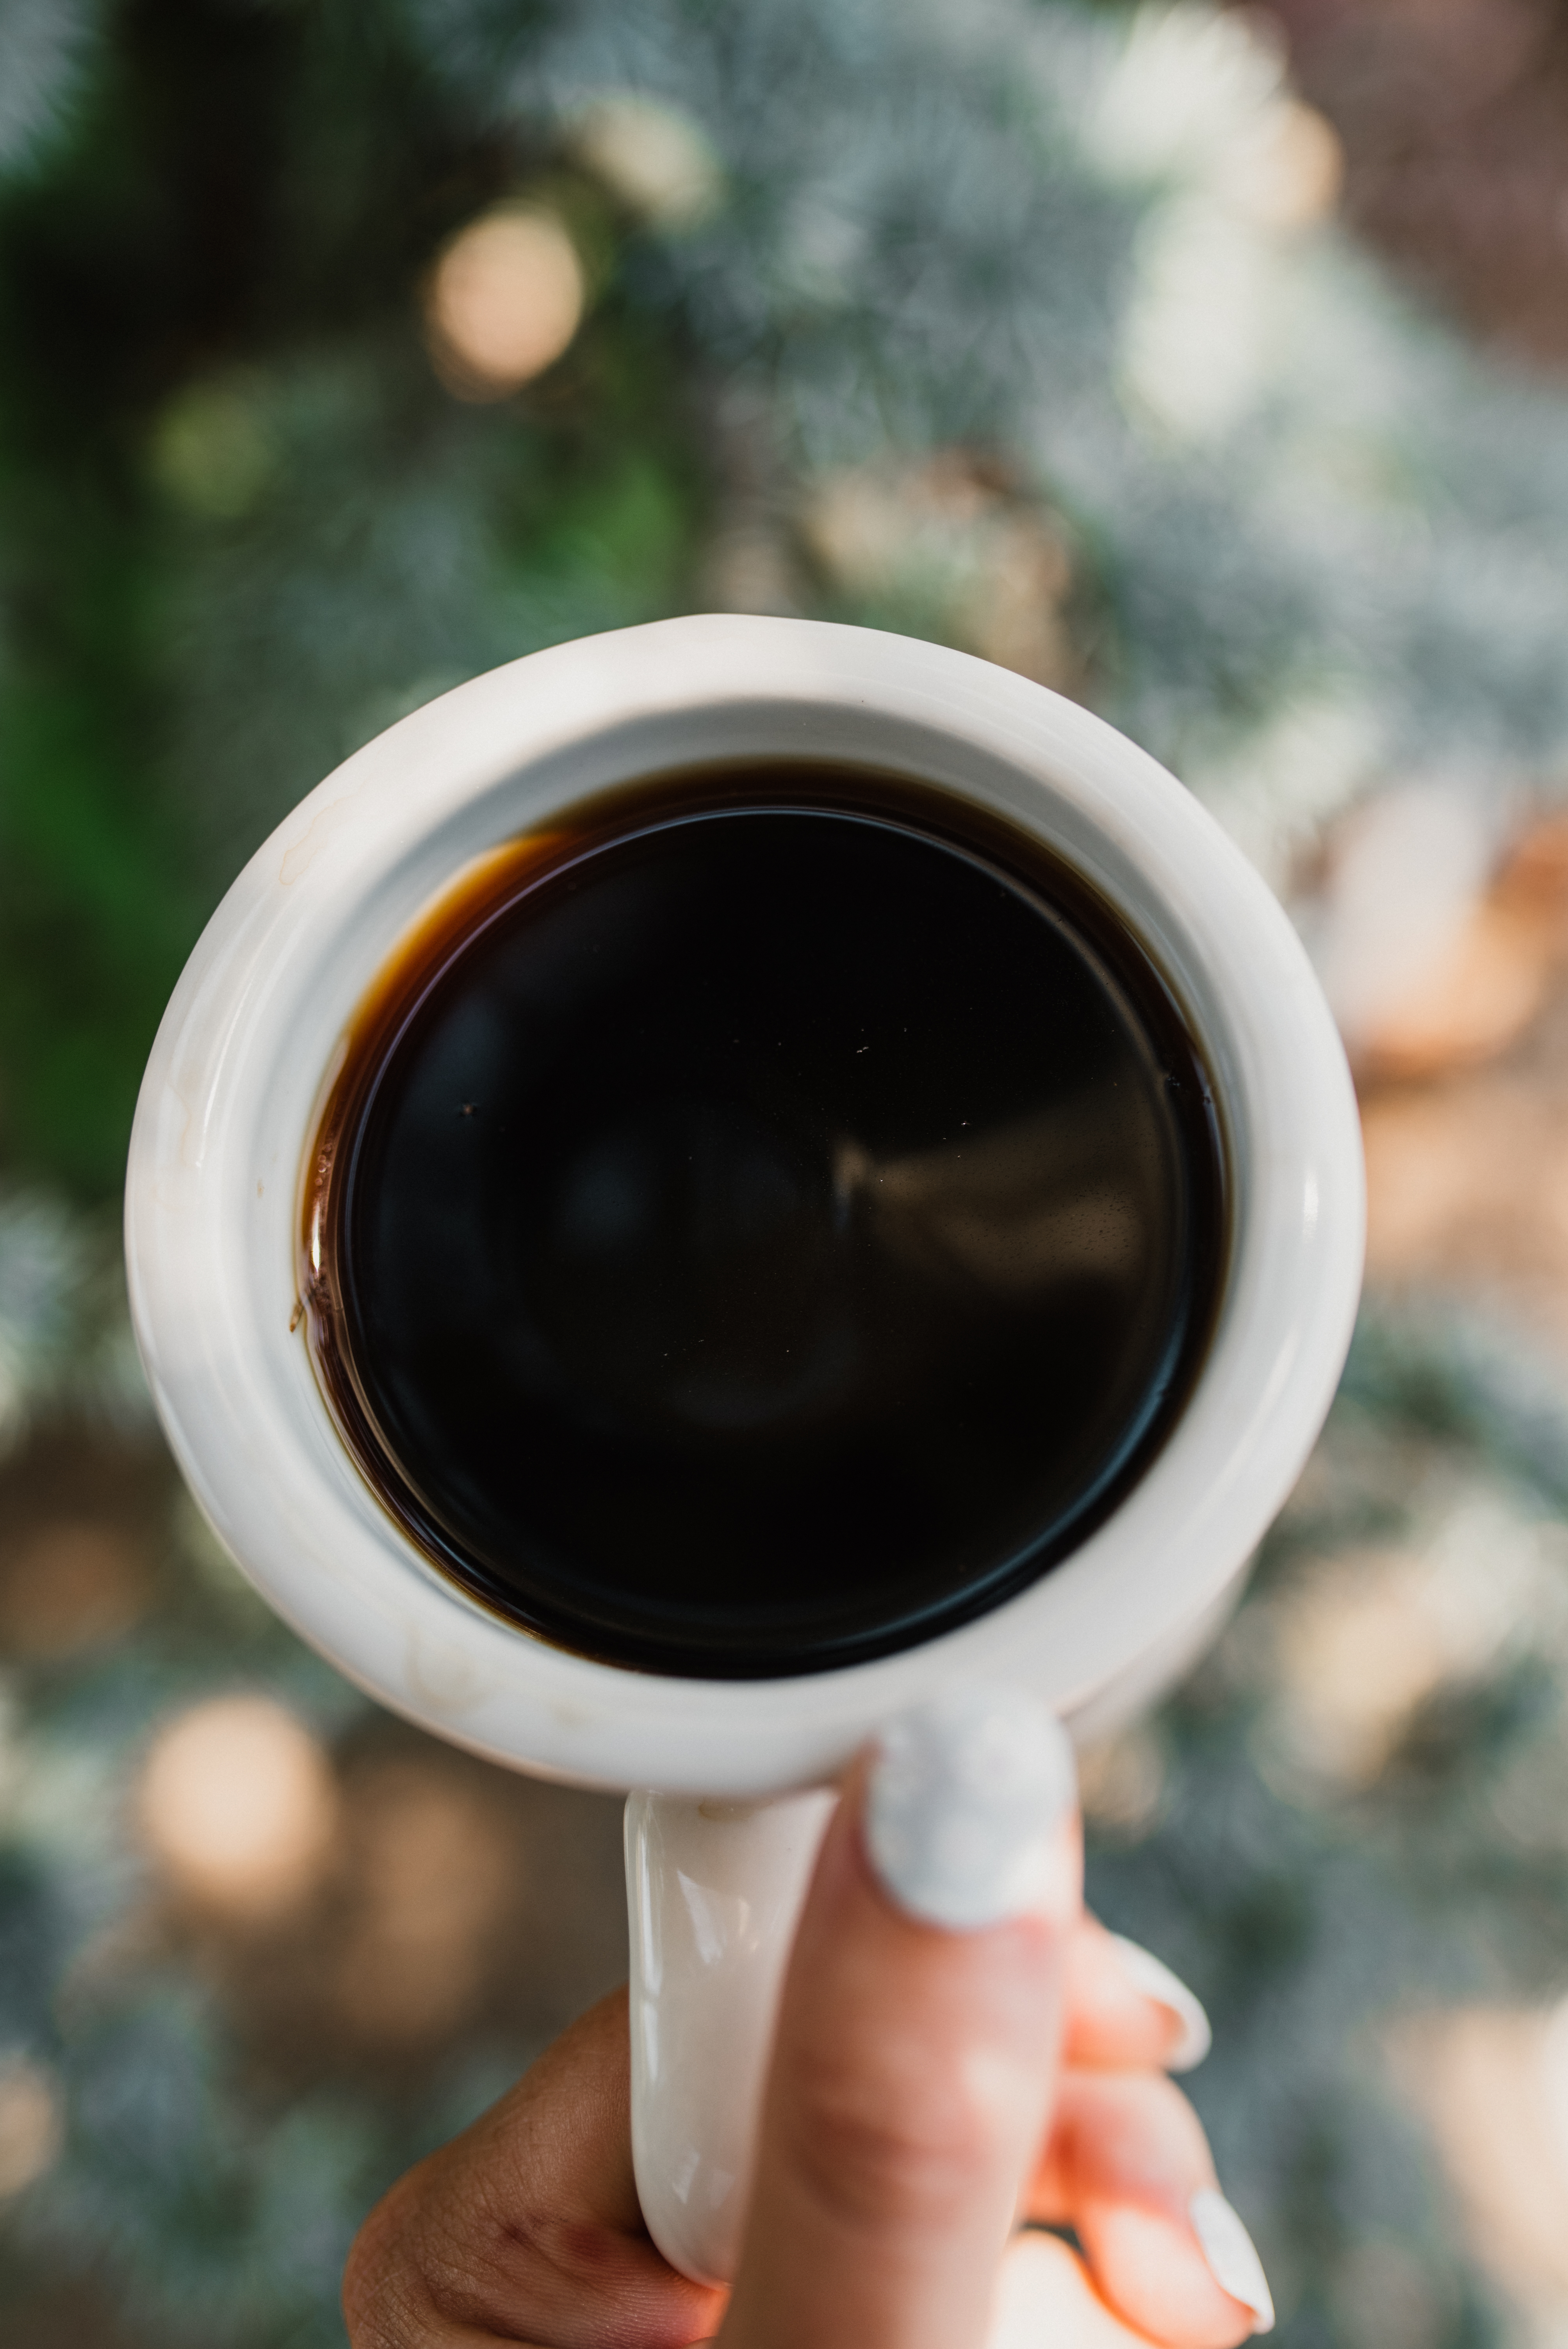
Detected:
left=719, top=1687, right=1080, bottom=2349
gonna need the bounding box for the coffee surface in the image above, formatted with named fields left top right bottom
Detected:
left=304, top=768, right=1225, bottom=1676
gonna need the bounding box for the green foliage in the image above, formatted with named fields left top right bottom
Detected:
left=11, top=1, right=1568, bottom=2343
left=0, top=0, right=706, bottom=1196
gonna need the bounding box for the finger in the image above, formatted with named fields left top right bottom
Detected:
left=343, top=1988, right=724, bottom=2349
left=720, top=1684, right=1080, bottom=2349
left=1062, top=1917, right=1211, bottom=2074
left=991, top=2230, right=1195, bottom=2347
left=1030, top=2070, right=1274, bottom=2344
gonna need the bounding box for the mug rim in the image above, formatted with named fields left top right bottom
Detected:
left=125, top=616, right=1364, bottom=1794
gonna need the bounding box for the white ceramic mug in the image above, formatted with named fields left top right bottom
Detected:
left=125, top=615, right=1363, bottom=2287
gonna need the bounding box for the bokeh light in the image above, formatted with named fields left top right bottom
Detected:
left=574, top=93, right=722, bottom=228
left=424, top=208, right=586, bottom=399
left=137, top=1695, right=339, bottom=1918
left=801, top=456, right=1076, bottom=692
left=0, top=2057, right=64, bottom=2201
left=149, top=377, right=278, bottom=520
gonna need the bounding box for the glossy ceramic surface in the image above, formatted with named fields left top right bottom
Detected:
left=125, top=615, right=1365, bottom=1795
left=626, top=1788, right=836, bottom=2285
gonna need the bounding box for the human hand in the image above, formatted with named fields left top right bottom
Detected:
left=344, top=1693, right=1273, bottom=2349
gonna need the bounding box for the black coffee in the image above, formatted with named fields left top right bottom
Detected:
left=301, top=764, right=1225, bottom=1677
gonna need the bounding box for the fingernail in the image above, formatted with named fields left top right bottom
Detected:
left=1190, top=2189, right=1275, bottom=2335
left=1109, top=1933, right=1212, bottom=2071
left=864, top=1684, right=1076, bottom=1931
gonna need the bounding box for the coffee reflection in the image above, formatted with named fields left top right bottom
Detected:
left=839, top=1091, right=1154, bottom=1295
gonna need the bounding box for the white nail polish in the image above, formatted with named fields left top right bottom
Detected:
left=864, top=1685, right=1076, bottom=1930
left=1190, top=2189, right=1275, bottom=2335
left=1109, top=1933, right=1212, bottom=2071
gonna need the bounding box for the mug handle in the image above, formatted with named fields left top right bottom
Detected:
left=625, top=1786, right=838, bottom=2285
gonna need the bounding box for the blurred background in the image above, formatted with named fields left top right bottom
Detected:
left=7, top=0, right=1568, bottom=2340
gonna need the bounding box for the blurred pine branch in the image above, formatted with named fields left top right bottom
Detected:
left=7, top=2, right=1568, bottom=2343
